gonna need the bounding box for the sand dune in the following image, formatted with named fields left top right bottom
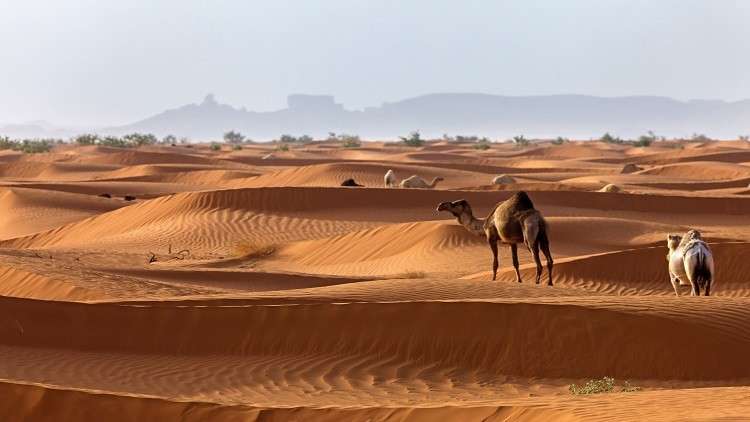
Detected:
left=3, top=140, right=750, bottom=421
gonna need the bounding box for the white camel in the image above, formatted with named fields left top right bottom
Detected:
left=384, top=169, right=397, bottom=188
left=399, top=175, right=444, bottom=189
left=666, top=229, right=715, bottom=296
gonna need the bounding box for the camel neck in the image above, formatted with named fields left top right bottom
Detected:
left=458, top=212, right=485, bottom=237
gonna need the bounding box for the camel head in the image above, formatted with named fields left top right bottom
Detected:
left=667, top=234, right=682, bottom=251
left=437, top=199, right=472, bottom=217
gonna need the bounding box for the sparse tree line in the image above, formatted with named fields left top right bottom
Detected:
left=1, top=130, right=748, bottom=154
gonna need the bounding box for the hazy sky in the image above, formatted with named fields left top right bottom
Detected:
left=1, top=0, right=749, bottom=126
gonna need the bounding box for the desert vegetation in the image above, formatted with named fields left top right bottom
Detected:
left=0, top=137, right=56, bottom=153
left=399, top=131, right=425, bottom=147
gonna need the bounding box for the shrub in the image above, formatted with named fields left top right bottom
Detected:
left=74, top=133, right=99, bottom=145
left=691, top=133, right=711, bottom=142
left=99, top=136, right=132, bottom=148
left=569, top=377, right=640, bottom=395
left=275, top=143, right=290, bottom=151
left=634, top=131, right=657, bottom=147
left=232, top=144, right=243, bottom=151
left=178, top=137, right=190, bottom=144
left=400, top=131, right=424, bottom=147
left=210, top=142, right=221, bottom=151
left=233, top=241, right=277, bottom=259
left=552, top=136, right=568, bottom=145
left=0, top=136, right=13, bottom=150
left=0, top=137, right=54, bottom=153
left=223, top=130, right=244, bottom=144
left=278, top=134, right=313, bottom=144
left=123, top=133, right=157, bottom=146
left=473, top=137, right=491, bottom=150
left=600, top=132, right=624, bottom=144
left=739, top=135, right=749, bottom=142
left=512, top=135, right=530, bottom=146
left=162, top=134, right=177, bottom=144
left=569, top=377, right=615, bottom=395
left=339, top=134, right=361, bottom=148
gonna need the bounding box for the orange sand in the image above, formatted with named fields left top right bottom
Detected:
left=1, top=139, right=750, bottom=421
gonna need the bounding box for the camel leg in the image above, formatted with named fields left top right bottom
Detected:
left=488, top=234, right=499, bottom=281
left=669, top=273, right=680, bottom=297
left=510, top=243, right=522, bottom=283
left=532, top=241, right=543, bottom=284
left=540, top=232, right=554, bottom=286
left=690, top=280, right=699, bottom=296
left=704, top=279, right=711, bottom=296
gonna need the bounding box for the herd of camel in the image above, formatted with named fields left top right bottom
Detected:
left=346, top=169, right=716, bottom=296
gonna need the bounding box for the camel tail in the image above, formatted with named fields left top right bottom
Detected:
left=685, top=244, right=714, bottom=292
left=521, top=210, right=546, bottom=252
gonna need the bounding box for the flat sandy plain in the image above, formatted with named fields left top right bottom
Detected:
left=2, top=139, right=750, bottom=421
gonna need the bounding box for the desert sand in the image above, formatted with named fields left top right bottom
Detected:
left=2, top=139, right=750, bottom=421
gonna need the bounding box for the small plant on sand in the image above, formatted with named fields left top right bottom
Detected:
left=569, top=377, right=615, bottom=395
left=473, top=137, right=491, bottom=150
left=275, top=143, right=290, bottom=152
left=339, top=134, right=361, bottom=148
left=633, top=131, right=657, bottom=147
left=99, top=136, right=131, bottom=148
left=691, top=133, right=712, bottom=142
left=233, top=241, right=278, bottom=259
left=210, top=142, right=221, bottom=151
left=739, top=135, right=749, bottom=142
left=512, top=135, right=530, bottom=146
left=569, top=377, right=640, bottom=395
left=600, top=132, right=624, bottom=144
left=393, top=270, right=427, bottom=279
left=400, top=131, right=424, bottom=147
left=551, top=136, right=568, bottom=145
left=232, top=144, right=243, bottom=151
left=162, top=134, right=177, bottom=144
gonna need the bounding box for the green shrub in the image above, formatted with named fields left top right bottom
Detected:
left=123, top=133, right=157, bottom=146
left=473, top=137, right=491, bottom=150
left=275, top=143, right=290, bottom=151
left=691, top=133, right=712, bottom=142
left=339, top=134, right=361, bottom=148
left=162, top=134, right=177, bottom=144
left=210, top=142, right=221, bottom=151
left=223, top=130, right=244, bottom=144
left=0, top=137, right=54, bottom=153
left=99, top=136, right=132, bottom=148
left=232, top=144, right=243, bottom=151
left=74, top=133, right=99, bottom=145
left=552, top=136, right=568, bottom=145
left=512, top=135, right=530, bottom=146
left=569, top=377, right=615, bottom=395
left=600, top=132, right=624, bottom=144
left=400, top=131, right=424, bottom=147
left=569, top=377, right=640, bottom=395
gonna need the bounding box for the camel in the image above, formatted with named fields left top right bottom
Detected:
left=492, top=174, right=516, bottom=184
left=341, top=178, right=363, bottom=187
left=599, top=183, right=621, bottom=193
left=437, top=191, right=553, bottom=285
left=400, top=175, right=444, bottom=189
left=667, top=230, right=715, bottom=296
left=384, top=169, right=397, bottom=188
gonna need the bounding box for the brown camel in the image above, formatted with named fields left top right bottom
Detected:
left=437, top=191, right=553, bottom=285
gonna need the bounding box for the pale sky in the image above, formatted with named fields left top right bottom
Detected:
left=1, top=0, right=749, bottom=126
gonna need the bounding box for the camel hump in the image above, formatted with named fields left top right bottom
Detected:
left=509, top=191, right=535, bottom=210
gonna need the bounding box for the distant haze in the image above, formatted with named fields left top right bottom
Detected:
left=1, top=0, right=749, bottom=132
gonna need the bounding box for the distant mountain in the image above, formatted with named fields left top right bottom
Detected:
left=6, top=93, right=750, bottom=140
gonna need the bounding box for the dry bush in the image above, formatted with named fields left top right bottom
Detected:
left=233, top=241, right=278, bottom=259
